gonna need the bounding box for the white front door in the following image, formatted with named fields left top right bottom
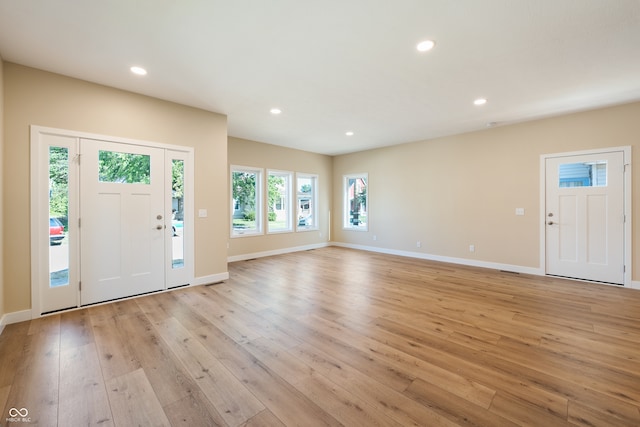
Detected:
left=545, top=151, right=625, bottom=284
left=80, top=139, right=166, bottom=305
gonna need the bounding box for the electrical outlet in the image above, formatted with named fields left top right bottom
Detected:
left=469, top=244, right=475, bottom=252
left=416, top=241, right=421, bottom=248
left=373, top=235, right=377, bottom=241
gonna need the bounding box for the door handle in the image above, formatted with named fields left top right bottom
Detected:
left=156, top=225, right=164, bottom=230
left=548, top=221, right=555, bottom=225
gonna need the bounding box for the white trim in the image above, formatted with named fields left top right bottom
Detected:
left=30, top=125, right=196, bottom=316
left=11, top=273, right=229, bottom=322
left=539, top=146, right=632, bottom=287
left=266, top=169, right=294, bottom=234
left=295, top=172, right=319, bottom=232
left=192, top=272, right=230, bottom=286
left=332, top=242, right=543, bottom=276
left=1, top=310, right=33, bottom=328
left=230, top=165, right=265, bottom=238
left=343, top=173, right=369, bottom=231
left=31, top=125, right=194, bottom=153
left=228, top=242, right=330, bottom=263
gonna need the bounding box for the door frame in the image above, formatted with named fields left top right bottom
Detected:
left=539, top=146, right=632, bottom=287
left=30, top=125, right=195, bottom=318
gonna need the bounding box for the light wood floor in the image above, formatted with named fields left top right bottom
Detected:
left=1, top=247, right=640, bottom=426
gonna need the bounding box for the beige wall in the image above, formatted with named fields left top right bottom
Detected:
left=333, top=101, right=640, bottom=280
left=0, top=56, right=4, bottom=320
left=3, top=63, right=228, bottom=314
left=228, top=137, right=332, bottom=258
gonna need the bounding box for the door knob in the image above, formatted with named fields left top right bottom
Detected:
left=157, top=214, right=163, bottom=220
left=156, top=225, right=163, bottom=230
left=548, top=213, right=554, bottom=217
left=548, top=221, right=555, bottom=225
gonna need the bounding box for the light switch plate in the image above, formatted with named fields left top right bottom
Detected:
left=515, top=208, right=525, bottom=216
left=198, top=209, right=208, bottom=218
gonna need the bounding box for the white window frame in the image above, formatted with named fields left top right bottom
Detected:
left=296, top=173, right=319, bottom=231
left=267, top=169, right=293, bottom=234
left=230, top=165, right=264, bottom=237
left=343, top=173, right=368, bottom=231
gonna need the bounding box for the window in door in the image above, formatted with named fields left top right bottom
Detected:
left=98, top=150, right=151, bottom=184
left=296, top=174, right=318, bottom=231
left=49, top=146, right=69, bottom=288
left=268, top=170, right=293, bottom=233
left=559, top=161, right=607, bottom=187
left=343, top=173, right=368, bottom=230
left=231, top=166, right=263, bottom=236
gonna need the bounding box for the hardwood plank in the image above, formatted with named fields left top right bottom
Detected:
left=116, top=312, right=197, bottom=406
left=489, top=391, right=571, bottom=426
left=179, top=287, right=262, bottom=344
left=2, top=247, right=640, bottom=425
left=27, top=313, right=60, bottom=336
left=89, top=308, right=142, bottom=381
left=312, top=313, right=497, bottom=407
left=59, top=343, right=113, bottom=426
left=404, top=378, right=518, bottom=427
left=0, top=384, right=10, bottom=419
left=242, top=337, right=314, bottom=386
left=194, top=326, right=343, bottom=427
left=295, top=372, right=407, bottom=427
left=162, top=390, right=227, bottom=427
left=293, top=342, right=460, bottom=427
left=2, top=328, right=59, bottom=425
left=60, top=309, right=95, bottom=349
left=241, top=409, right=286, bottom=427
left=0, top=322, right=30, bottom=388
left=568, top=399, right=640, bottom=427
left=106, top=368, right=171, bottom=426
left=155, top=317, right=265, bottom=426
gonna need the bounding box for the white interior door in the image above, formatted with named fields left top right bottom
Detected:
left=80, top=139, right=166, bottom=305
left=545, top=151, right=625, bottom=284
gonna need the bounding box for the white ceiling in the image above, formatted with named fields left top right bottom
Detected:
left=1, top=1, right=639, bottom=155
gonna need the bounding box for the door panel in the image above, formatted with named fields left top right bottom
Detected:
left=80, top=139, right=165, bottom=305
left=545, top=151, right=624, bottom=284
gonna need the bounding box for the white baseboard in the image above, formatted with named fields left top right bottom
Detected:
left=331, top=242, right=544, bottom=276
left=227, top=242, right=330, bottom=263
left=192, top=272, right=230, bottom=286
left=0, top=309, right=33, bottom=332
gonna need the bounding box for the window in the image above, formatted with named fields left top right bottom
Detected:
left=231, top=166, right=263, bottom=236
left=99, top=150, right=151, bottom=184
left=559, top=161, right=607, bottom=187
left=296, top=174, right=318, bottom=230
left=268, top=170, right=293, bottom=233
left=344, top=174, right=368, bottom=230
left=49, top=146, right=70, bottom=287
left=171, top=159, right=185, bottom=269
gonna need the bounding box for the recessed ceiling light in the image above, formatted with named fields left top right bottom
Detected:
left=130, top=66, right=147, bottom=76
left=270, top=108, right=282, bottom=115
left=345, top=131, right=354, bottom=136
left=473, top=98, right=487, bottom=106
left=416, top=40, right=436, bottom=52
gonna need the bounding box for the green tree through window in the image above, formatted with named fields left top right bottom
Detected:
left=49, top=146, right=69, bottom=219
left=99, top=150, right=151, bottom=184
